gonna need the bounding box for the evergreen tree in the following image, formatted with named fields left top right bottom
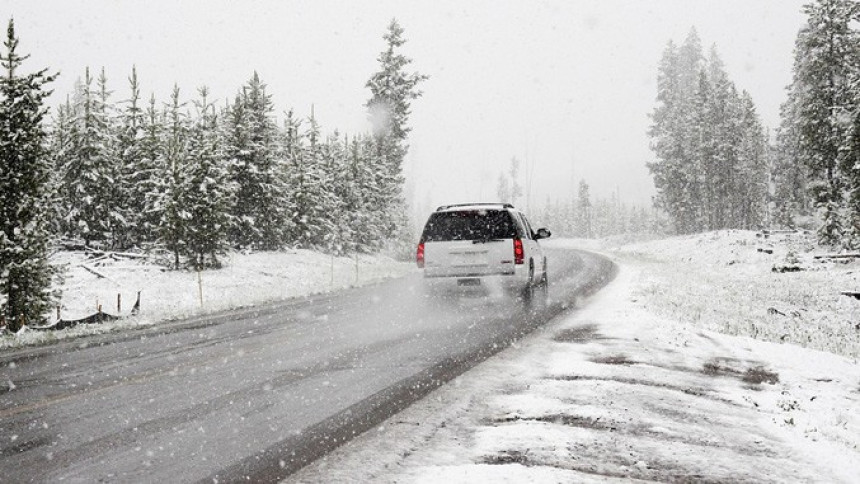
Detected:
left=136, top=93, right=165, bottom=245
left=783, top=0, right=860, bottom=244
left=773, top=93, right=810, bottom=228
left=365, top=19, right=427, bottom=255
left=366, top=19, right=428, bottom=170
left=48, top=97, right=75, bottom=238
left=648, top=35, right=698, bottom=234
left=95, top=68, right=126, bottom=248
left=323, top=133, right=354, bottom=255
left=736, top=92, right=769, bottom=229
left=62, top=67, right=117, bottom=247
left=116, top=66, right=146, bottom=248
left=843, top=102, right=860, bottom=247
left=182, top=87, right=234, bottom=268
left=157, top=85, right=189, bottom=268
left=649, top=29, right=769, bottom=235
left=285, top=110, right=336, bottom=249
left=346, top=133, right=388, bottom=252
left=0, top=19, right=58, bottom=329
left=226, top=73, right=289, bottom=250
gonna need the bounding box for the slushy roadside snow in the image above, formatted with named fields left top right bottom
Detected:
left=290, top=233, right=860, bottom=483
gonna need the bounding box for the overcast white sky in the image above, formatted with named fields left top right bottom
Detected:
left=2, top=0, right=808, bottom=218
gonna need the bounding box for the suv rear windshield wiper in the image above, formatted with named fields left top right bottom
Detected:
left=472, top=238, right=505, bottom=244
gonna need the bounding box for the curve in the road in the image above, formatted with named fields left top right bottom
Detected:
left=0, top=248, right=616, bottom=483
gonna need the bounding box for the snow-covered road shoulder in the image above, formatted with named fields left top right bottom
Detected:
left=1, top=249, right=413, bottom=351
left=290, top=261, right=860, bottom=483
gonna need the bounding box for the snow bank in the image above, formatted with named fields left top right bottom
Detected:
left=612, top=230, right=860, bottom=359
left=1, top=249, right=413, bottom=350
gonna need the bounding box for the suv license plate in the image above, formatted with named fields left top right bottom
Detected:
left=458, top=278, right=481, bottom=286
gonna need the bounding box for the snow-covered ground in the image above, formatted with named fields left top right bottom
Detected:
left=0, top=249, right=412, bottom=350
left=290, top=232, right=860, bottom=483
left=611, top=230, right=860, bottom=360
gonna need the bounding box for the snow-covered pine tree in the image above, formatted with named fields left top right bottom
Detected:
left=689, top=68, right=713, bottom=231
left=773, top=93, right=810, bottom=229
left=137, top=93, right=166, bottom=245
left=95, top=68, right=126, bottom=249
left=648, top=35, right=702, bottom=235
left=346, top=133, right=385, bottom=252
left=366, top=19, right=428, bottom=172
left=736, top=91, right=769, bottom=230
left=157, top=85, right=189, bottom=269
left=223, top=94, right=248, bottom=246
left=246, top=73, right=289, bottom=250
left=365, top=19, right=427, bottom=256
left=181, top=87, right=234, bottom=268
left=62, top=67, right=118, bottom=248
left=843, top=103, right=860, bottom=248
left=226, top=73, right=289, bottom=250
left=115, top=66, right=146, bottom=249
left=320, top=132, right=353, bottom=255
left=0, top=19, right=58, bottom=329
left=838, top=11, right=860, bottom=248
left=285, top=109, right=337, bottom=250
left=704, top=48, right=742, bottom=230
left=48, top=97, right=75, bottom=238
left=783, top=0, right=860, bottom=245
left=364, top=134, right=401, bottom=251
left=651, top=30, right=769, bottom=235
left=339, top=134, right=366, bottom=253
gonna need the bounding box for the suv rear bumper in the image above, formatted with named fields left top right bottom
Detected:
left=422, top=269, right=530, bottom=292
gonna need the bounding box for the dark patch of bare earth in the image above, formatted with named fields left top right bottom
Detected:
left=703, top=358, right=779, bottom=386
left=552, top=324, right=611, bottom=344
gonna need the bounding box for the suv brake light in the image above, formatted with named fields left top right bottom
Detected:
left=513, top=238, right=524, bottom=265
left=416, top=242, right=425, bottom=268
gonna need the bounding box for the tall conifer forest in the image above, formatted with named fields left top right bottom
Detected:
left=0, top=18, right=424, bottom=325
left=649, top=0, right=860, bottom=248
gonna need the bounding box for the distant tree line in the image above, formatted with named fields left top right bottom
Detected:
left=774, top=0, right=860, bottom=247
left=534, top=180, right=664, bottom=240
left=0, top=18, right=424, bottom=328
left=493, top=157, right=662, bottom=240
left=648, top=29, right=769, bottom=235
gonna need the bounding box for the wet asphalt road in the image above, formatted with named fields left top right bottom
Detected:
left=0, top=247, right=614, bottom=483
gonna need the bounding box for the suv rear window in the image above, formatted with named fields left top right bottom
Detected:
left=421, top=210, right=518, bottom=242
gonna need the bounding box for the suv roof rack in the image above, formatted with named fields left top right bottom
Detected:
left=435, top=202, right=515, bottom=211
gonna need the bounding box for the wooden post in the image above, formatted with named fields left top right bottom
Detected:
left=197, top=269, right=204, bottom=307
left=56, top=305, right=61, bottom=321
left=117, top=293, right=122, bottom=313
left=98, top=304, right=102, bottom=314
left=354, top=252, right=359, bottom=284
left=131, top=291, right=141, bottom=315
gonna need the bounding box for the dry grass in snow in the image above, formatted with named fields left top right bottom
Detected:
left=606, top=230, right=860, bottom=360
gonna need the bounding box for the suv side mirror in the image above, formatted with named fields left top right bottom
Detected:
left=535, top=228, right=551, bottom=240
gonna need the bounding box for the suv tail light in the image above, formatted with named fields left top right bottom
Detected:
left=513, top=238, right=524, bottom=265
left=416, top=242, right=425, bottom=268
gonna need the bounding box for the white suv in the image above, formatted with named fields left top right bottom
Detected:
left=416, top=203, right=551, bottom=302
